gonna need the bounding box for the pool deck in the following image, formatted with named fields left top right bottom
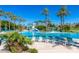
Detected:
left=29, top=42, right=79, bottom=53
left=0, top=41, right=79, bottom=53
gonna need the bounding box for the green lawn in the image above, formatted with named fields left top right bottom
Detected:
left=70, top=27, right=79, bottom=32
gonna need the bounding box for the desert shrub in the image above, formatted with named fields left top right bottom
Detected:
left=35, top=25, right=46, bottom=31
left=4, top=32, right=32, bottom=53
left=27, top=48, right=38, bottom=53
left=63, top=25, right=70, bottom=32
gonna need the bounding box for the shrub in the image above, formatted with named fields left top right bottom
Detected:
left=63, top=25, right=70, bottom=32
left=27, top=48, right=38, bottom=53
left=35, top=25, right=46, bottom=31
left=4, top=32, right=33, bottom=53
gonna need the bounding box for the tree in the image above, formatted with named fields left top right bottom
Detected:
left=63, top=25, right=70, bottom=32
left=0, top=9, right=5, bottom=31
left=13, top=16, right=17, bottom=30
left=44, top=19, right=54, bottom=31
left=18, top=17, right=26, bottom=31
left=57, top=6, right=69, bottom=32
left=11, top=15, right=17, bottom=30
left=42, top=8, right=49, bottom=31
left=35, top=25, right=46, bottom=31
left=6, top=12, right=13, bottom=31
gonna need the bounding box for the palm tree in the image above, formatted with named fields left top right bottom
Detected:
left=42, top=8, right=49, bottom=31
left=0, top=9, right=5, bottom=31
left=4, top=21, right=8, bottom=31
left=57, top=6, right=69, bottom=32
left=18, top=17, right=26, bottom=31
left=42, top=8, right=49, bottom=20
left=20, top=18, right=26, bottom=30
left=2, top=32, right=32, bottom=53
left=6, top=12, right=13, bottom=31
left=6, top=12, right=17, bottom=30
left=11, top=15, right=17, bottom=30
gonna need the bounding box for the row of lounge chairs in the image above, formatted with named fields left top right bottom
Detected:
left=0, top=35, right=79, bottom=48
left=50, top=36, right=79, bottom=47
left=32, top=36, right=79, bottom=48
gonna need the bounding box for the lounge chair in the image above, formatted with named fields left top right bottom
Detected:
left=47, top=36, right=54, bottom=43
left=32, top=37, right=36, bottom=41
left=52, top=36, right=66, bottom=46
left=38, top=37, right=43, bottom=42
left=63, top=37, right=79, bottom=47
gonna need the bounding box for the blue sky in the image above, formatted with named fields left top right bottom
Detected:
left=0, top=5, right=79, bottom=25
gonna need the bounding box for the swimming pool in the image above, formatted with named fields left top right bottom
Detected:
left=20, top=31, right=79, bottom=39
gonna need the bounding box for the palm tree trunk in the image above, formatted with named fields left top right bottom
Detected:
left=14, top=24, right=16, bottom=30
left=62, top=16, right=64, bottom=31
left=18, top=25, right=19, bottom=30
left=5, top=24, right=7, bottom=31
left=45, top=15, right=48, bottom=31
left=0, top=20, right=2, bottom=32
left=9, top=21, right=10, bottom=31
left=60, top=16, right=64, bottom=32
left=18, top=22, right=21, bottom=31
left=14, top=21, right=16, bottom=30
left=18, top=24, right=21, bottom=30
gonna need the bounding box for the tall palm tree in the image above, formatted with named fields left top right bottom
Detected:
left=3, top=21, right=8, bottom=31
left=18, top=17, right=26, bottom=30
left=42, top=8, right=49, bottom=20
left=0, top=9, right=5, bottom=31
left=20, top=18, right=26, bottom=30
left=11, top=15, right=17, bottom=30
left=57, top=6, right=69, bottom=32
left=42, top=8, right=49, bottom=31
left=6, top=12, right=13, bottom=31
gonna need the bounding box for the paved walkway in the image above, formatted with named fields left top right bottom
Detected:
left=0, top=42, right=10, bottom=53
left=29, top=42, right=79, bottom=53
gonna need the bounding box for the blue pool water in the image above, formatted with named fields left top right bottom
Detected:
left=20, top=31, right=79, bottom=39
